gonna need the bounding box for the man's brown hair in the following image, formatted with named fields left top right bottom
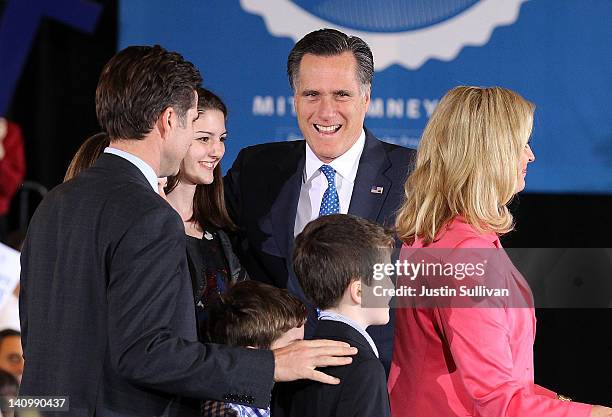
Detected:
left=293, top=214, right=395, bottom=310
left=207, top=281, right=307, bottom=349
left=95, top=45, right=202, bottom=140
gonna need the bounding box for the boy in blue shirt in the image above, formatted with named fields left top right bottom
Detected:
left=203, top=280, right=307, bottom=417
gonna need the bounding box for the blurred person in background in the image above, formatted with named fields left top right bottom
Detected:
left=0, top=330, right=23, bottom=383
left=0, top=369, right=19, bottom=417
left=0, top=367, right=41, bottom=417
left=0, top=118, right=26, bottom=243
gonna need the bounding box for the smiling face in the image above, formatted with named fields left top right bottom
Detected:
left=516, top=142, right=535, bottom=193
left=180, top=109, right=226, bottom=185
left=294, top=52, right=370, bottom=163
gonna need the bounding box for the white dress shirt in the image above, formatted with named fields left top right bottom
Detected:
left=294, top=130, right=366, bottom=236
left=103, top=147, right=159, bottom=193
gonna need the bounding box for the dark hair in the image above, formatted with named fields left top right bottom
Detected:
left=64, top=132, right=110, bottom=182
left=165, top=87, right=235, bottom=230
left=207, top=281, right=307, bottom=349
left=0, top=329, right=20, bottom=346
left=293, top=214, right=395, bottom=310
left=96, top=45, right=202, bottom=140
left=287, top=28, right=374, bottom=92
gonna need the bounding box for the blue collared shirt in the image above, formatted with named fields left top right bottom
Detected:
left=318, top=310, right=379, bottom=358
left=103, top=147, right=158, bottom=193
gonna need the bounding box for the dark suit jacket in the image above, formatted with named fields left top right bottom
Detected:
left=19, top=154, right=275, bottom=417
left=224, top=129, right=415, bottom=371
left=275, top=320, right=391, bottom=417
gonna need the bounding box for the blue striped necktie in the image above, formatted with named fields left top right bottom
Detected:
left=318, top=164, right=340, bottom=216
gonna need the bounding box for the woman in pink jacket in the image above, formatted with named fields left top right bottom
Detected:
left=389, top=86, right=611, bottom=417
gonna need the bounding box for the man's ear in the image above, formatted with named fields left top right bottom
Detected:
left=349, top=279, right=362, bottom=305
left=156, top=107, right=175, bottom=140
left=363, top=87, right=371, bottom=111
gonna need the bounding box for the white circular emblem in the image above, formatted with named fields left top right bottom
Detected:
left=240, top=0, right=529, bottom=70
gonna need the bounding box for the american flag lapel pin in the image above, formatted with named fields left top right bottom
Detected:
left=370, top=185, right=384, bottom=194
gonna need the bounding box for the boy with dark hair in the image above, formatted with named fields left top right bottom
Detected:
left=204, top=280, right=308, bottom=417
left=285, top=214, right=394, bottom=417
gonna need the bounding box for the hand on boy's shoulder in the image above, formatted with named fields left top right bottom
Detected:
left=273, top=339, right=357, bottom=384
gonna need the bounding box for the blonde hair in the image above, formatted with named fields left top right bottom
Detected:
left=396, top=86, right=534, bottom=245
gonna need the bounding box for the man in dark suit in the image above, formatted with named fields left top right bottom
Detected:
left=19, top=45, right=356, bottom=417
left=275, top=214, right=393, bottom=417
left=225, top=29, right=415, bottom=371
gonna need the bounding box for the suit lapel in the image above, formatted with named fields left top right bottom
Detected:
left=348, top=130, right=392, bottom=222
left=268, top=142, right=305, bottom=259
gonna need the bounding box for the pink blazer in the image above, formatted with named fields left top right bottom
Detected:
left=388, top=216, right=592, bottom=417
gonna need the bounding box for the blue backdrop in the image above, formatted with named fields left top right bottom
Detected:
left=119, top=0, right=612, bottom=193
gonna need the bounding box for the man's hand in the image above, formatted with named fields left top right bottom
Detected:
left=273, top=339, right=357, bottom=384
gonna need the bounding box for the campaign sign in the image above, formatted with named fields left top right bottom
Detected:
left=119, top=0, right=612, bottom=193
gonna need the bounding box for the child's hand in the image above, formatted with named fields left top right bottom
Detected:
left=273, top=339, right=356, bottom=384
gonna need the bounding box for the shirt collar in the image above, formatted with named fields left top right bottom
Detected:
left=414, top=215, right=501, bottom=248
left=104, top=147, right=159, bottom=193
left=451, top=215, right=500, bottom=246
left=304, top=129, right=366, bottom=183
left=318, top=309, right=379, bottom=358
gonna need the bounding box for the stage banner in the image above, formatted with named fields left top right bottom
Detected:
left=119, top=0, right=612, bottom=193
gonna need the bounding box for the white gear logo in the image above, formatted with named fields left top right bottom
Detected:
left=240, top=0, right=529, bottom=70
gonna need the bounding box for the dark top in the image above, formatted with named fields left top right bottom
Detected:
left=224, top=129, right=416, bottom=374
left=186, top=227, right=232, bottom=341
left=274, top=320, right=391, bottom=417
left=19, top=153, right=275, bottom=417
